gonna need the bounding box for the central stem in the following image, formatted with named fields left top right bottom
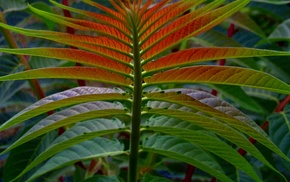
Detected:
left=128, top=12, right=142, bottom=182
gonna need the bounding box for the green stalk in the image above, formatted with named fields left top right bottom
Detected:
left=128, top=12, right=142, bottom=182
left=0, top=12, right=46, bottom=100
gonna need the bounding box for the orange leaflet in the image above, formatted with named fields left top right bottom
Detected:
left=81, top=12, right=130, bottom=34
left=0, top=48, right=132, bottom=75
left=2, top=24, right=133, bottom=57
left=140, top=1, right=198, bottom=40
left=143, top=47, right=290, bottom=73
left=44, top=34, right=132, bottom=55
left=141, top=0, right=221, bottom=46
left=56, top=18, right=132, bottom=44
left=82, top=0, right=126, bottom=22
left=0, top=67, right=133, bottom=88
left=111, top=0, right=127, bottom=17
left=28, top=5, right=131, bottom=44
left=51, top=0, right=130, bottom=34
left=139, top=0, right=171, bottom=27
left=141, top=0, right=248, bottom=61
left=144, top=66, right=290, bottom=94
left=138, top=0, right=154, bottom=18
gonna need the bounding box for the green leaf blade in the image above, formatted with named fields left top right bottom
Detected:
left=142, top=134, right=232, bottom=182
left=0, top=87, right=129, bottom=131
left=26, top=138, right=125, bottom=182
left=1, top=101, right=127, bottom=154
left=13, top=118, right=126, bottom=181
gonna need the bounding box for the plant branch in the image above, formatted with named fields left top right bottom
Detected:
left=275, top=95, right=290, bottom=112
left=183, top=165, right=195, bottom=182
left=128, top=11, right=142, bottom=182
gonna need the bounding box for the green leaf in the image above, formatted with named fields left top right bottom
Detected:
left=1, top=101, right=127, bottom=154
left=26, top=2, right=56, bottom=30
left=0, top=55, right=26, bottom=106
left=0, top=87, right=129, bottom=131
left=145, top=89, right=268, bottom=135
left=142, top=134, right=232, bottom=182
left=0, top=0, right=27, bottom=13
left=268, top=105, right=290, bottom=155
left=26, top=138, right=125, bottom=182
left=268, top=104, right=290, bottom=172
left=144, top=128, right=261, bottom=182
left=144, top=66, right=290, bottom=94
left=12, top=118, right=126, bottom=181
left=269, top=18, right=290, bottom=41
left=144, top=107, right=289, bottom=163
left=211, top=85, right=264, bottom=113
left=194, top=30, right=241, bottom=47
left=228, top=11, right=266, bottom=38
left=3, top=137, right=41, bottom=182
left=252, top=0, right=290, bottom=5
left=143, top=105, right=281, bottom=178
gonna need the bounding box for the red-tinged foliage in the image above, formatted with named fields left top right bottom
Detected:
left=144, top=65, right=290, bottom=94
left=33, top=37, right=132, bottom=64
left=27, top=30, right=131, bottom=56
left=138, top=0, right=154, bottom=18
left=56, top=18, right=132, bottom=43
left=53, top=0, right=130, bottom=34
left=141, top=1, right=247, bottom=61
left=29, top=6, right=131, bottom=44
left=139, top=0, right=171, bottom=26
left=0, top=67, right=133, bottom=87
left=143, top=47, right=289, bottom=73
left=110, top=0, right=127, bottom=17
left=82, top=0, right=126, bottom=22
left=1, top=48, right=132, bottom=74
left=140, top=0, right=184, bottom=36
left=81, top=12, right=130, bottom=34
left=141, top=0, right=221, bottom=44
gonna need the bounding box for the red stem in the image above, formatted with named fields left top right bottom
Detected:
left=238, top=121, right=269, bottom=156
left=183, top=165, right=195, bottom=182
left=227, top=23, right=236, bottom=37
left=61, top=0, right=86, bottom=86
left=275, top=95, right=290, bottom=112
left=87, top=159, right=98, bottom=173
left=211, top=24, right=235, bottom=96
left=58, top=176, right=64, bottom=182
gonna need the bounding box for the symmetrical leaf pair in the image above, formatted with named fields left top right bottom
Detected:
left=0, top=0, right=290, bottom=181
